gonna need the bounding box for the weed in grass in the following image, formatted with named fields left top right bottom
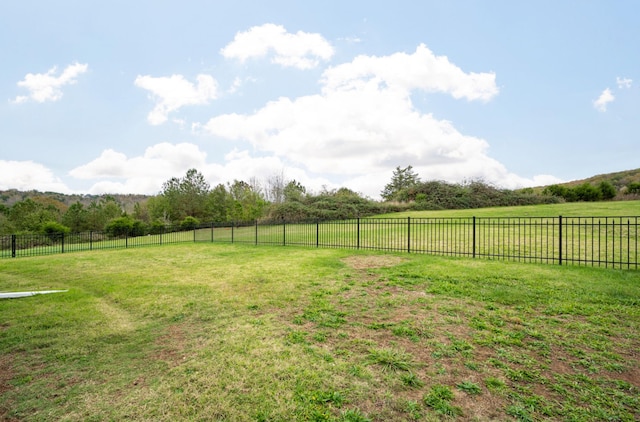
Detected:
left=400, top=372, right=424, bottom=388
left=457, top=381, right=482, bottom=395
left=347, top=364, right=371, bottom=379
left=366, top=347, right=414, bottom=372
left=367, top=322, right=392, bottom=330
left=340, top=408, right=371, bottom=422
left=506, top=404, right=534, bottom=422
left=485, top=377, right=506, bottom=391
left=312, top=332, right=328, bottom=343
left=413, top=319, right=435, bottom=339
left=301, top=299, right=347, bottom=328
left=402, top=399, right=423, bottom=420
left=286, top=330, right=309, bottom=345
left=505, top=368, right=539, bottom=383
left=391, top=324, right=420, bottom=342
left=423, top=384, right=463, bottom=417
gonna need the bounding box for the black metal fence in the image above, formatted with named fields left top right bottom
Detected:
left=1, top=216, right=638, bottom=270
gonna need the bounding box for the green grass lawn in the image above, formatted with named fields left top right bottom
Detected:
left=377, top=199, right=640, bottom=218
left=1, top=243, right=639, bottom=421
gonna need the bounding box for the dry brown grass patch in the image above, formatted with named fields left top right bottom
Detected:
left=153, top=324, right=190, bottom=366
left=341, top=255, right=406, bottom=270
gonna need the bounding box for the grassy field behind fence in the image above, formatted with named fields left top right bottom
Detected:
left=2, top=201, right=639, bottom=268
left=1, top=243, right=639, bottom=421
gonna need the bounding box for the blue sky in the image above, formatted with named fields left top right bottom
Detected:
left=1, top=0, right=638, bottom=199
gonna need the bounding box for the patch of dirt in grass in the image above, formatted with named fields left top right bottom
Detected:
left=342, top=255, right=406, bottom=270
left=0, top=355, right=14, bottom=395
left=153, top=324, right=189, bottom=366
left=0, top=355, right=16, bottom=421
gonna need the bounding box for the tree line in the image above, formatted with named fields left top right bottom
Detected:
left=1, top=166, right=636, bottom=236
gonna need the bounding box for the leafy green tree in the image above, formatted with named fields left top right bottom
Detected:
left=132, top=201, right=151, bottom=223
left=627, top=181, right=640, bottom=195
left=381, top=166, right=420, bottom=202
left=63, top=202, right=89, bottom=232
left=598, top=181, right=617, bottom=200
left=82, top=196, right=123, bottom=231
left=228, top=180, right=267, bottom=221
left=153, top=169, right=211, bottom=223
left=207, top=184, right=231, bottom=222
left=8, top=198, right=62, bottom=232
left=283, top=180, right=307, bottom=202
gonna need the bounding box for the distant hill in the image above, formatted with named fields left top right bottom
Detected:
left=2, top=168, right=639, bottom=210
left=525, top=168, right=640, bottom=197
left=0, top=189, right=150, bottom=212
left=557, top=168, right=640, bottom=190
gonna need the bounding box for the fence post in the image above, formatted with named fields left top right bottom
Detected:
left=407, top=217, right=411, bottom=253
left=283, top=218, right=286, bottom=246
left=558, top=215, right=563, bottom=266
left=125, top=231, right=128, bottom=248
left=231, top=223, right=235, bottom=243
left=357, top=218, right=360, bottom=249
left=316, top=220, right=319, bottom=248
left=11, top=234, right=16, bottom=258
left=61, top=233, right=65, bottom=254
left=255, top=220, right=258, bottom=245
left=472, top=217, right=476, bottom=259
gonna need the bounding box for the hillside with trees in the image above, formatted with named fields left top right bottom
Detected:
left=1, top=167, right=638, bottom=236
left=530, top=168, right=640, bottom=200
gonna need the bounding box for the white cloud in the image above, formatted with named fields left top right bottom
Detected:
left=0, top=160, right=72, bottom=193
left=68, top=143, right=333, bottom=195
left=12, top=62, right=88, bottom=103
left=616, top=77, right=632, bottom=89
left=135, top=74, right=218, bottom=125
left=69, top=143, right=207, bottom=179
left=322, top=44, right=499, bottom=101
left=593, top=88, right=614, bottom=112
left=221, top=23, right=334, bottom=69
left=203, top=43, right=538, bottom=197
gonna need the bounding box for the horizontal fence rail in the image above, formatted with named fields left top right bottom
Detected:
left=1, top=216, right=638, bottom=270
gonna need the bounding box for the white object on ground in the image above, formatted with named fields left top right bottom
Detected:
left=0, top=290, right=68, bottom=299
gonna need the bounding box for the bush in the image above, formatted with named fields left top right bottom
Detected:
left=131, top=220, right=148, bottom=236
left=149, top=220, right=166, bottom=234
left=105, top=216, right=135, bottom=237
left=180, top=216, right=200, bottom=230
left=574, top=183, right=602, bottom=202
left=626, top=182, right=640, bottom=195
left=598, top=181, right=617, bottom=200
left=40, top=221, right=71, bottom=241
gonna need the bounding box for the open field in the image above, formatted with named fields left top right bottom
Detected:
left=3, top=200, right=639, bottom=269
left=1, top=243, right=638, bottom=421
left=376, top=200, right=640, bottom=218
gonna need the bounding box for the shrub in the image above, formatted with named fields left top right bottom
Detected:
left=180, top=216, right=200, bottom=230
left=131, top=219, right=148, bottom=236
left=598, top=181, right=617, bottom=200
left=574, top=183, right=602, bottom=202
left=105, top=216, right=135, bottom=237
left=149, top=220, right=166, bottom=234
left=626, top=182, right=640, bottom=195
left=40, top=221, right=71, bottom=241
